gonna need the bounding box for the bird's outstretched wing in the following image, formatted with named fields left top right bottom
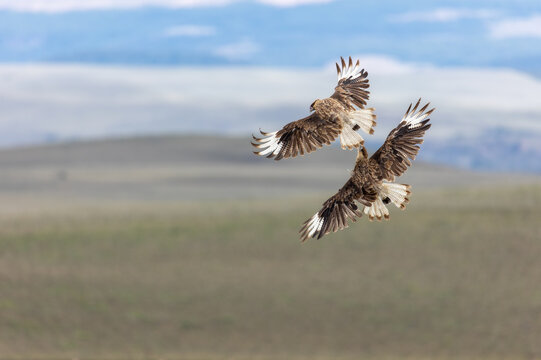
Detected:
left=252, top=113, right=342, bottom=161
left=330, top=56, right=370, bottom=110
left=299, top=178, right=377, bottom=241
left=370, top=99, right=434, bottom=181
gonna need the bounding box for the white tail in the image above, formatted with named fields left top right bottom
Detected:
left=339, top=125, right=364, bottom=150
left=349, top=107, right=376, bottom=135
left=381, top=182, right=411, bottom=209
left=363, top=197, right=389, bottom=221
left=363, top=182, right=411, bottom=221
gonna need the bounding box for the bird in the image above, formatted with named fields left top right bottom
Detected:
left=252, top=56, right=377, bottom=161
left=299, top=99, right=434, bottom=241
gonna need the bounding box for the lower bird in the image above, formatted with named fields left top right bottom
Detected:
left=300, top=99, right=434, bottom=241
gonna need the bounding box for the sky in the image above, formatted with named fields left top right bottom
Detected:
left=0, top=0, right=540, bottom=172
left=0, top=0, right=540, bottom=74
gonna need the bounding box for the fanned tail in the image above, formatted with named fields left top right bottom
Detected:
left=339, top=125, right=364, bottom=150
left=339, top=107, right=376, bottom=150
left=363, top=197, right=389, bottom=221
left=363, top=182, right=411, bottom=221
left=380, top=182, right=411, bottom=209
left=349, top=108, right=376, bottom=135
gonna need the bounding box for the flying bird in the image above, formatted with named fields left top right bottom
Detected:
left=299, top=99, right=434, bottom=241
left=252, top=56, right=376, bottom=160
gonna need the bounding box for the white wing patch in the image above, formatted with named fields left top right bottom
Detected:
left=252, top=130, right=282, bottom=157
left=303, top=213, right=324, bottom=240
left=402, top=98, right=434, bottom=128
left=336, top=56, right=364, bottom=82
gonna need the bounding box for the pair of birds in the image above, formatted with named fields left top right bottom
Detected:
left=252, top=57, right=434, bottom=241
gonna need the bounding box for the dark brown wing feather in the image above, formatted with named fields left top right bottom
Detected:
left=330, top=56, right=370, bottom=110
left=252, top=113, right=342, bottom=161
left=370, top=99, right=434, bottom=181
left=299, top=178, right=377, bottom=241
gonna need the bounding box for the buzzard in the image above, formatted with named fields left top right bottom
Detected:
left=299, top=99, right=434, bottom=241
left=252, top=57, right=376, bottom=160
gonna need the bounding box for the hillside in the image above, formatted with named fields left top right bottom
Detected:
left=0, top=135, right=537, bottom=215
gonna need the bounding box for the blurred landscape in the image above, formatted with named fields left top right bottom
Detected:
left=1, top=136, right=540, bottom=359
left=1, top=0, right=541, bottom=358
left=1, top=134, right=537, bottom=206
left=2, top=64, right=541, bottom=172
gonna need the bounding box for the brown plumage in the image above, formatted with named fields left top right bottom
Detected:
left=252, top=56, right=377, bottom=160
left=300, top=99, right=434, bottom=241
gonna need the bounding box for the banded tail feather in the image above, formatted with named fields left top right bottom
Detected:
left=363, top=182, right=411, bottom=221
left=349, top=108, right=376, bottom=134
left=339, top=108, right=376, bottom=149
left=339, top=125, right=364, bottom=150
left=380, top=182, right=411, bottom=209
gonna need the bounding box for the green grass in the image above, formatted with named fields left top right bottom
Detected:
left=0, top=185, right=541, bottom=359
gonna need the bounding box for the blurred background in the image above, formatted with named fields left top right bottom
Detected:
left=1, top=0, right=541, bottom=359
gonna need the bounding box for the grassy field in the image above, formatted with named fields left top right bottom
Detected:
left=1, top=182, right=541, bottom=359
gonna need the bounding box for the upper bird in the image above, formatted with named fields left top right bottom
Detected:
left=252, top=56, right=376, bottom=160
left=299, top=99, right=434, bottom=241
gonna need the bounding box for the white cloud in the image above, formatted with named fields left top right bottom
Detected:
left=214, top=40, right=260, bottom=61
left=258, top=0, right=333, bottom=6
left=327, top=55, right=421, bottom=76
left=390, top=8, right=498, bottom=23
left=2, top=58, right=541, bottom=145
left=163, top=25, right=215, bottom=37
left=0, top=0, right=334, bottom=12
left=489, top=15, right=541, bottom=39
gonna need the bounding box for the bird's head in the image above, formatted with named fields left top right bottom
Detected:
left=356, top=145, right=368, bottom=160
left=309, top=99, right=319, bottom=112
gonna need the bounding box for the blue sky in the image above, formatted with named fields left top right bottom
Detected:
left=0, top=0, right=540, bottom=75
left=1, top=0, right=541, bottom=172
